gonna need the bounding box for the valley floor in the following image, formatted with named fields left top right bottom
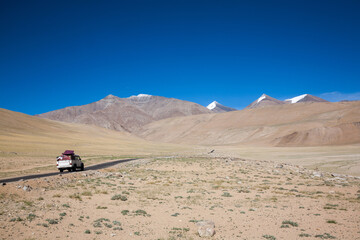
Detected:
left=0, top=156, right=359, bottom=239
left=212, top=144, right=360, bottom=177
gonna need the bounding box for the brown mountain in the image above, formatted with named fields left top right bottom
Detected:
left=137, top=101, right=360, bottom=147
left=37, top=94, right=211, bottom=132
left=245, top=94, right=285, bottom=109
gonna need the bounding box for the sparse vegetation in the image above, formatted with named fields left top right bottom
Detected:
left=27, top=213, right=36, bottom=222
left=1, top=155, right=359, bottom=239
left=81, top=191, right=92, bottom=196
left=282, top=220, right=298, bottom=227
left=326, top=220, right=337, bottom=224
left=10, top=217, right=23, bottom=222
left=263, top=235, right=276, bottom=240
left=45, top=219, right=59, bottom=225
left=314, top=233, right=336, bottom=239
left=111, top=194, right=127, bottom=201
left=134, top=209, right=150, bottom=217
left=96, top=206, right=107, bottom=209
left=121, top=210, right=129, bottom=215
left=69, top=193, right=82, bottom=201
left=222, top=192, right=232, bottom=197
left=112, top=220, right=121, bottom=226
left=324, top=204, right=338, bottom=210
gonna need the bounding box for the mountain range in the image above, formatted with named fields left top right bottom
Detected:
left=37, top=93, right=329, bottom=133
left=2, top=92, right=359, bottom=148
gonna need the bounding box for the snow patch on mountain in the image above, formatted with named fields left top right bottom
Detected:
left=129, top=94, right=152, bottom=98
left=206, top=101, right=237, bottom=113
left=257, top=94, right=267, bottom=103
left=286, top=94, right=308, bottom=103
left=207, top=101, right=218, bottom=110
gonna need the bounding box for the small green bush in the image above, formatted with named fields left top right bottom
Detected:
left=135, top=209, right=149, bottom=216
left=27, top=213, right=36, bottom=222
left=222, top=192, right=232, bottom=197
left=326, top=220, right=337, bottom=224
left=121, top=210, right=129, bottom=215
left=46, top=219, right=59, bottom=224
left=111, top=194, right=127, bottom=201
left=263, top=235, right=276, bottom=240
left=282, top=220, right=298, bottom=227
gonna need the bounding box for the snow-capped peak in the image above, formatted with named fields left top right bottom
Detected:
left=257, top=94, right=267, bottom=103
left=129, top=94, right=152, bottom=98
left=286, top=94, right=308, bottom=104
left=207, top=101, right=219, bottom=110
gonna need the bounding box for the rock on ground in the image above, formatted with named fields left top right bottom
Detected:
left=196, top=220, right=215, bottom=237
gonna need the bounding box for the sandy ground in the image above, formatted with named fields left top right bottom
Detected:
left=2, top=143, right=360, bottom=180
left=0, top=156, right=359, bottom=240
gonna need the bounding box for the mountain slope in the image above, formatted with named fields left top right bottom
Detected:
left=285, top=94, right=328, bottom=104
left=246, top=94, right=285, bottom=109
left=207, top=101, right=237, bottom=113
left=37, top=94, right=211, bottom=132
left=0, top=108, right=186, bottom=154
left=137, top=101, right=360, bottom=147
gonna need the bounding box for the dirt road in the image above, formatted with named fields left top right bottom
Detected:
left=0, top=158, right=138, bottom=183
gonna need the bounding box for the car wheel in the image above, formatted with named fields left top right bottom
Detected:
left=80, top=163, right=84, bottom=171
left=59, top=169, right=63, bottom=173
left=72, top=165, right=77, bottom=172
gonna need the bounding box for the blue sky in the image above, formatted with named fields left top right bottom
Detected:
left=1, top=0, right=359, bottom=115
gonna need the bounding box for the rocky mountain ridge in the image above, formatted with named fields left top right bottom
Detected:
left=246, top=93, right=328, bottom=109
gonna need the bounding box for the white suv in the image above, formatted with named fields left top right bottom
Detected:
left=57, top=150, right=84, bottom=172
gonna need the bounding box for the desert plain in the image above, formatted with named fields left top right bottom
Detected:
left=0, top=105, right=360, bottom=239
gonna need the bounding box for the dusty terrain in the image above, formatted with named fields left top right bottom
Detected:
left=1, top=103, right=360, bottom=239
left=0, top=156, right=359, bottom=240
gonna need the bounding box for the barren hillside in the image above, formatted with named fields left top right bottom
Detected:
left=137, top=101, right=360, bottom=146
left=0, top=108, right=191, bottom=178
left=37, top=94, right=211, bottom=132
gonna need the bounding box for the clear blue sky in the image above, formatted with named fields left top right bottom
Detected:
left=1, top=0, right=359, bottom=114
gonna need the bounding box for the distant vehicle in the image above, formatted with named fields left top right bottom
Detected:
left=56, top=150, right=84, bottom=172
